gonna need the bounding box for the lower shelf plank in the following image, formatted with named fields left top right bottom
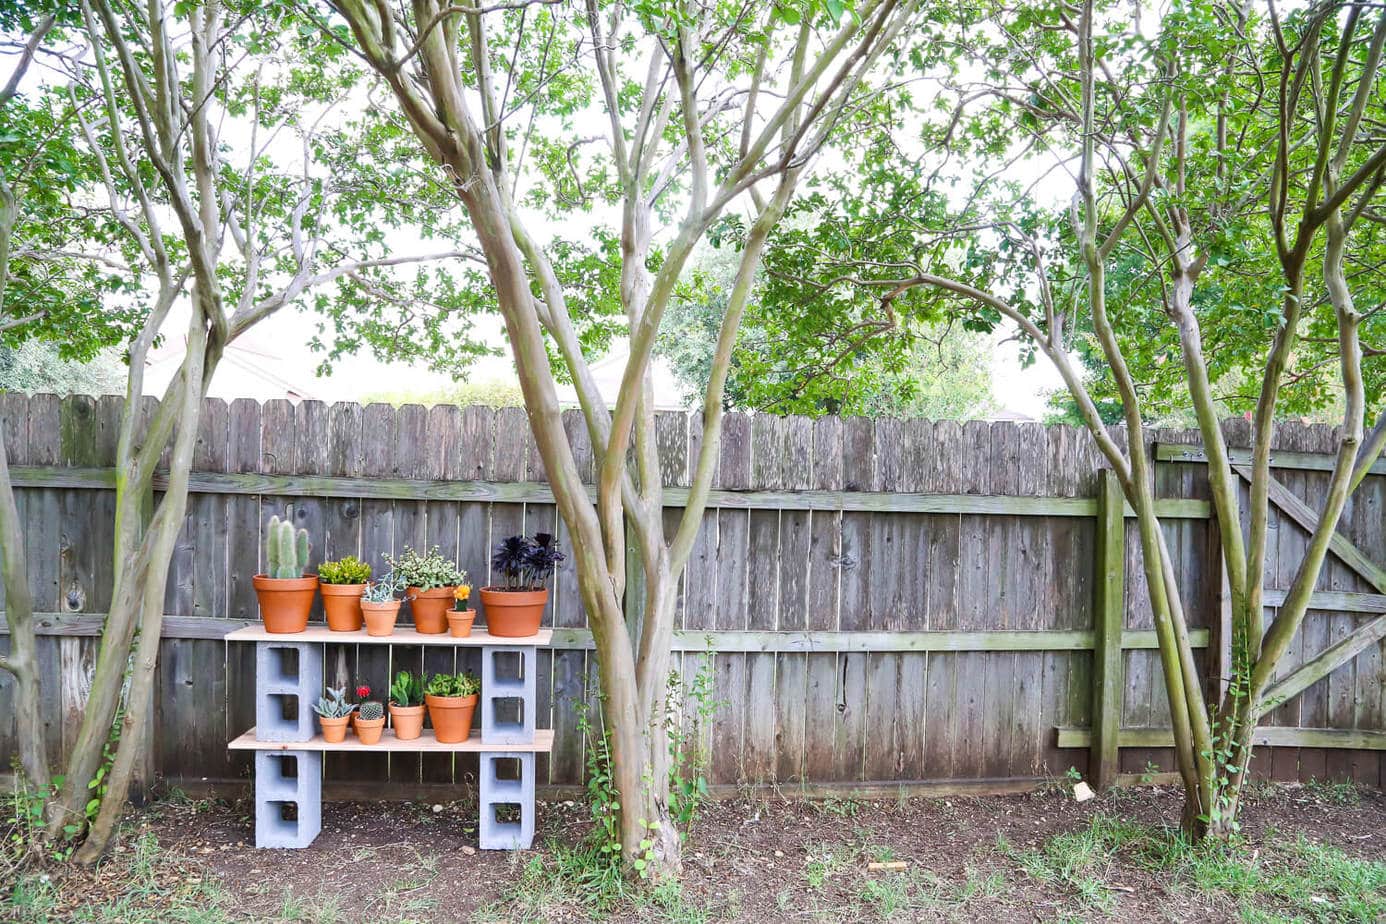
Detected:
left=229, top=727, right=554, bottom=753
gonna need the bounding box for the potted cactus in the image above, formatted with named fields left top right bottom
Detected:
left=424, top=671, right=480, bottom=743
left=352, top=684, right=386, bottom=745
left=313, top=686, right=354, bottom=743
left=446, top=577, right=475, bottom=637
left=318, top=555, right=372, bottom=631
left=388, top=670, right=426, bottom=740
left=361, top=574, right=406, bottom=637
left=388, top=546, right=465, bottom=634
left=252, top=510, right=318, bottom=633
left=480, top=533, right=564, bottom=637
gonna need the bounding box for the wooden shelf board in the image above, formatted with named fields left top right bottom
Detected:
left=228, top=727, right=554, bottom=753
left=224, top=625, right=552, bottom=647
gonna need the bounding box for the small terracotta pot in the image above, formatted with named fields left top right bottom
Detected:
left=479, top=587, right=548, bottom=638
left=446, top=608, right=476, bottom=638
left=409, top=586, right=455, bottom=634
left=426, top=693, right=478, bottom=744
left=389, top=703, right=425, bottom=741
left=320, top=583, right=366, bottom=632
left=353, top=713, right=386, bottom=745
left=362, top=600, right=401, bottom=637
left=253, top=574, right=318, bottom=633
left=318, top=714, right=350, bottom=744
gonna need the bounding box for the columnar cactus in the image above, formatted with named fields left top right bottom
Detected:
left=266, top=512, right=311, bottom=579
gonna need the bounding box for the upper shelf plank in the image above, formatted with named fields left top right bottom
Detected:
left=228, top=728, right=555, bottom=753
left=224, top=625, right=552, bottom=647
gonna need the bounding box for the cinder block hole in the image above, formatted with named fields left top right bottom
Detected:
left=491, top=803, right=522, bottom=825
left=491, top=756, right=523, bottom=782
left=271, top=646, right=299, bottom=681
left=490, top=697, right=525, bottom=728
left=271, top=754, right=298, bottom=782
left=274, top=694, right=300, bottom=723
left=492, top=650, right=524, bottom=681
left=272, top=801, right=299, bottom=823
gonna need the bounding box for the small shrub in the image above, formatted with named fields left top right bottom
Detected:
left=318, top=556, right=371, bottom=585
left=425, top=672, right=480, bottom=697
left=387, top=546, right=464, bottom=590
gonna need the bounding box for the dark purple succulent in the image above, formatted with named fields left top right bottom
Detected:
left=491, top=533, right=563, bottom=590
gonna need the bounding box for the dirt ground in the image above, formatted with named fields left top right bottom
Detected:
left=8, top=781, right=1385, bottom=923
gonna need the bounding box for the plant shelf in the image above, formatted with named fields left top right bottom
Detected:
left=229, top=728, right=554, bottom=753
left=224, top=625, right=552, bottom=646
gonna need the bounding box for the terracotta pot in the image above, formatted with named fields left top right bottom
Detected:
left=318, top=714, right=350, bottom=744
left=389, top=703, right=425, bottom=741
left=408, top=586, right=455, bottom=634
left=426, top=693, right=478, bottom=744
left=479, top=587, right=548, bottom=638
left=353, top=713, right=386, bottom=745
left=446, top=608, right=476, bottom=638
left=253, top=574, right=318, bottom=633
left=362, top=600, right=401, bottom=637
left=320, top=583, right=366, bottom=632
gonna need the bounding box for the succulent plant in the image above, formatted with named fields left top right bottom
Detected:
left=361, top=572, right=406, bottom=603
left=387, top=546, right=465, bottom=590
left=490, top=532, right=564, bottom=590
left=425, top=671, right=480, bottom=698
left=357, top=700, right=384, bottom=722
left=390, top=670, right=424, bottom=708
left=319, top=555, right=371, bottom=585
left=312, top=687, right=353, bottom=719
left=265, top=511, right=310, bottom=579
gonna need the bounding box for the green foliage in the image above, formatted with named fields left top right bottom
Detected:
left=0, top=343, right=125, bottom=397
left=264, top=513, right=310, bottom=580
left=389, top=671, right=424, bottom=708
left=387, top=546, right=464, bottom=590
left=312, top=687, right=353, bottom=719
left=660, top=245, right=997, bottom=418
left=317, top=555, right=371, bottom=585
left=360, top=380, right=525, bottom=409
left=424, top=671, right=480, bottom=698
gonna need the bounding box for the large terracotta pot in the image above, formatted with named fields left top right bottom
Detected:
left=426, top=693, right=478, bottom=744
left=446, top=608, right=476, bottom=638
left=320, top=583, right=366, bottom=632
left=479, top=588, right=547, bottom=638
left=353, top=713, right=386, bottom=745
left=318, top=714, right=350, bottom=744
left=252, top=574, right=318, bottom=633
left=408, top=586, right=455, bottom=634
left=362, top=600, right=401, bottom=637
left=389, top=703, right=425, bottom=741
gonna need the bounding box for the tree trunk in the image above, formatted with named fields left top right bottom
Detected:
left=0, top=421, right=50, bottom=794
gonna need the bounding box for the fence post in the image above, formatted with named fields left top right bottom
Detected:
left=1091, top=468, right=1125, bottom=789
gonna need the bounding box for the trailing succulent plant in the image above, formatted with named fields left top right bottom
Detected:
left=312, top=687, right=353, bottom=719
left=490, top=532, right=565, bottom=590
left=390, top=670, right=424, bottom=707
left=425, top=671, right=481, bottom=698
left=387, top=545, right=465, bottom=590
left=361, top=572, right=406, bottom=603
left=318, top=555, right=371, bottom=585
left=265, top=512, right=311, bottom=579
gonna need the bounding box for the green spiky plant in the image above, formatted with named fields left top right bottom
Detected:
left=265, top=512, right=310, bottom=579
left=390, top=670, right=424, bottom=708
left=357, top=700, right=384, bottom=721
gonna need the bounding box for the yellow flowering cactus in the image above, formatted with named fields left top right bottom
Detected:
left=453, top=575, right=472, bottom=608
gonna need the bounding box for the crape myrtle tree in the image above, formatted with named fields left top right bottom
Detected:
left=0, top=0, right=467, bottom=862
left=759, top=0, right=1386, bottom=838
left=316, top=0, right=921, bottom=874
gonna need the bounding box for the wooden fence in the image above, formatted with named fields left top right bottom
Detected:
left=0, top=394, right=1382, bottom=795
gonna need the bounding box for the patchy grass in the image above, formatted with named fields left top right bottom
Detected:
left=1001, top=812, right=1385, bottom=923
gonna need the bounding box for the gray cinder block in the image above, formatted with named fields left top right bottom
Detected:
left=253, top=750, right=321, bottom=848
left=480, top=645, right=536, bottom=745
left=479, top=751, right=535, bottom=850
left=255, top=641, right=322, bottom=742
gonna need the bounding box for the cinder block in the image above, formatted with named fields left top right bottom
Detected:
left=480, top=645, right=536, bottom=745
left=253, top=750, right=321, bottom=848
left=479, top=751, right=535, bottom=850
left=255, top=642, right=322, bottom=742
